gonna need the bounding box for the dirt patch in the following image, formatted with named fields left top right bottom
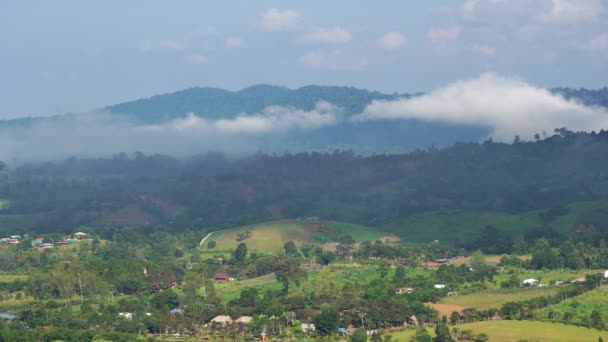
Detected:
left=428, top=302, right=468, bottom=317
left=381, top=235, right=401, bottom=242
left=323, top=242, right=340, bottom=249
left=139, top=195, right=183, bottom=216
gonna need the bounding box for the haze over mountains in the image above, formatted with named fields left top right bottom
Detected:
left=1, top=74, right=608, bottom=161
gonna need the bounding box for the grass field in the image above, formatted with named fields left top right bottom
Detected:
left=494, top=269, right=597, bottom=285
left=389, top=209, right=540, bottom=244
left=314, top=221, right=387, bottom=243
left=0, top=274, right=28, bottom=282
left=386, top=200, right=608, bottom=244
left=214, top=274, right=283, bottom=302
left=389, top=320, right=608, bottom=342
left=441, top=286, right=560, bottom=309
left=204, top=220, right=388, bottom=253
left=450, top=254, right=531, bottom=266
left=214, top=263, right=407, bottom=302
left=205, top=220, right=310, bottom=252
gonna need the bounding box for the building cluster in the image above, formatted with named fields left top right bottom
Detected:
left=0, top=232, right=90, bottom=251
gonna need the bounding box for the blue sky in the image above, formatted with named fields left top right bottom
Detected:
left=1, top=0, right=607, bottom=118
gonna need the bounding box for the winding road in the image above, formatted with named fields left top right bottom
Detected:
left=199, top=232, right=215, bottom=247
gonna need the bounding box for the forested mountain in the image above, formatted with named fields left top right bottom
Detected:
left=2, top=85, right=607, bottom=153
left=3, top=129, right=608, bottom=252
left=106, top=84, right=401, bottom=122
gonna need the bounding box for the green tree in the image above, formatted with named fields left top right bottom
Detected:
left=394, top=265, right=406, bottom=282
left=410, top=327, right=432, bottom=342
left=434, top=324, right=453, bottom=342
left=275, top=258, right=306, bottom=293
left=151, top=289, right=180, bottom=310
left=474, top=333, right=489, bottom=342
left=234, top=242, right=248, bottom=262
left=530, top=239, right=562, bottom=269
left=590, top=309, right=604, bottom=330
left=560, top=240, right=584, bottom=269
left=314, top=308, right=339, bottom=336
left=351, top=328, right=368, bottom=342
left=284, top=241, right=299, bottom=256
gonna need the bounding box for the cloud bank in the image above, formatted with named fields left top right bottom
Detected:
left=0, top=102, right=339, bottom=162
left=301, top=27, right=352, bottom=45
left=355, top=73, right=608, bottom=141
left=256, top=8, right=301, bottom=32
left=379, top=31, right=407, bottom=50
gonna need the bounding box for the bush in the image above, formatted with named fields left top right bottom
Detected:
left=207, top=241, right=216, bottom=249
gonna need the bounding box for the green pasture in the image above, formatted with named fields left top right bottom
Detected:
left=389, top=320, right=607, bottom=342
left=442, top=286, right=561, bottom=310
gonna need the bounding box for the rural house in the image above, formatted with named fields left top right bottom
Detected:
left=210, top=315, right=233, bottom=325
left=213, top=272, right=231, bottom=282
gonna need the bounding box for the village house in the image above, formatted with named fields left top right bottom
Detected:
left=213, top=272, right=231, bottom=282
left=395, top=287, right=414, bottom=295
left=301, top=323, right=315, bottom=334
left=522, top=278, right=539, bottom=287
left=73, top=232, right=88, bottom=240
left=235, top=316, right=252, bottom=324
left=39, top=243, right=54, bottom=250
left=31, top=237, right=44, bottom=246
left=210, top=315, right=233, bottom=325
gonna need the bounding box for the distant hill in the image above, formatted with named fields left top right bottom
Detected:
left=1, top=85, right=607, bottom=153
left=105, top=84, right=402, bottom=122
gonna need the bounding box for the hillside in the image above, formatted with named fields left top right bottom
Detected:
left=202, top=220, right=391, bottom=253
left=4, top=130, right=608, bottom=252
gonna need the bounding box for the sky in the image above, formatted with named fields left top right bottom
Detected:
left=1, top=0, right=607, bottom=119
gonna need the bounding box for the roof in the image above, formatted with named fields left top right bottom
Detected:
left=211, top=315, right=233, bottom=323
left=523, top=278, right=538, bottom=283
left=236, top=316, right=253, bottom=323
left=214, top=272, right=230, bottom=278
left=74, top=232, right=87, bottom=236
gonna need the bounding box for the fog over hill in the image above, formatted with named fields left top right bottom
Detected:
left=1, top=74, right=608, bottom=161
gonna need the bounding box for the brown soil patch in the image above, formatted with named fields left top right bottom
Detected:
left=324, top=242, right=340, bottom=249
left=428, top=302, right=468, bottom=317
left=139, top=195, right=183, bottom=216
left=381, top=235, right=401, bottom=242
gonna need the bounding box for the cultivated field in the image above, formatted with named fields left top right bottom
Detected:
left=441, top=286, right=560, bottom=309
left=203, top=220, right=388, bottom=253
left=389, top=320, right=608, bottom=342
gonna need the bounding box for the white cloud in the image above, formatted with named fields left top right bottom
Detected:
left=0, top=102, right=341, bottom=161
left=378, top=31, right=407, bottom=50
left=298, top=50, right=368, bottom=70
left=301, top=27, right=352, bottom=45
left=584, top=33, right=608, bottom=50
left=427, top=26, right=461, bottom=43
left=470, top=44, right=496, bottom=56
left=225, top=37, right=245, bottom=48
left=461, top=0, right=604, bottom=24
left=257, top=8, right=301, bottom=32
left=355, top=73, right=608, bottom=141
left=183, top=55, right=208, bottom=65
left=539, top=0, right=605, bottom=24
left=149, top=101, right=338, bottom=134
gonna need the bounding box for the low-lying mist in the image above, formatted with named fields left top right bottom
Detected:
left=1, top=73, right=607, bottom=162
